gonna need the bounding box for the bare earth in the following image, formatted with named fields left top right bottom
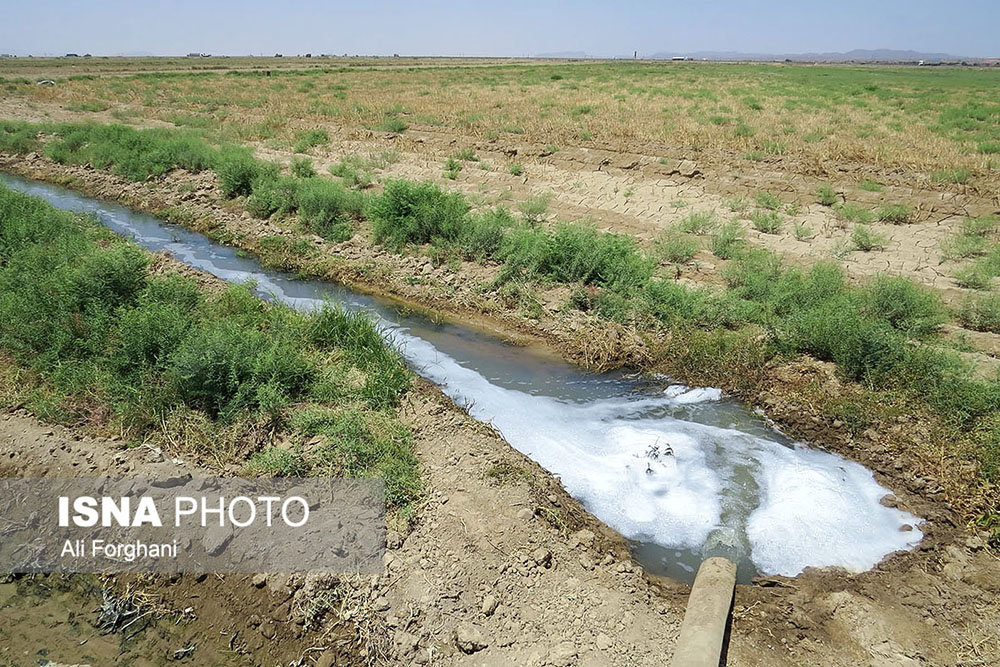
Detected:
left=1, top=378, right=998, bottom=665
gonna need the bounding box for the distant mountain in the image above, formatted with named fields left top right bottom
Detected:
left=648, top=48, right=969, bottom=62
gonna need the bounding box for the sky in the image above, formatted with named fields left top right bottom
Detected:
left=2, top=0, right=997, bottom=58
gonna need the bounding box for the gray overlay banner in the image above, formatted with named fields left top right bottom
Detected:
left=0, top=477, right=385, bottom=574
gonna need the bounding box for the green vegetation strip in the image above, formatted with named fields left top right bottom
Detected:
left=0, top=182, right=420, bottom=515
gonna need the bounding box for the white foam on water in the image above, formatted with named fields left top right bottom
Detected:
left=389, top=325, right=923, bottom=576
left=664, top=385, right=723, bottom=403
left=745, top=444, right=921, bottom=575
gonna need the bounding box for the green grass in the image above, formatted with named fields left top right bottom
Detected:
left=817, top=185, right=837, bottom=206
left=442, top=157, right=462, bottom=180
left=793, top=223, right=813, bottom=241
left=654, top=228, right=700, bottom=264
left=711, top=220, right=745, bottom=259
left=750, top=210, right=783, bottom=234
left=851, top=224, right=886, bottom=252
left=941, top=216, right=997, bottom=260
left=956, top=293, right=1000, bottom=334
left=0, top=184, right=419, bottom=511
left=292, top=128, right=329, bottom=153
left=875, top=204, right=912, bottom=224
left=932, top=167, right=973, bottom=184
left=452, top=148, right=479, bottom=162
left=678, top=211, right=718, bottom=235
left=835, top=202, right=874, bottom=224
left=328, top=154, right=389, bottom=189
left=376, top=117, right=408, bottom=134
left=754, top=191, right=782, bottom=211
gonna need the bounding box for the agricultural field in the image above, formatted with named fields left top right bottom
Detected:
left=1, top=56, right=999, bottom=665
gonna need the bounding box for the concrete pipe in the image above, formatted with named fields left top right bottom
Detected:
left=671, top=556, right=738, bottom=667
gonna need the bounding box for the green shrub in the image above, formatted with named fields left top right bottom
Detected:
left=457, top=208, right=516, bottom=260
left=0, top=120, right=41, bottom=153
left=246, top=175, right=299, bottom=218
left=655, top=228, right=699, bottom=264
left=508, top=162, right=524, bottom=176
left=851, top=224, right=885, bottom=251
left=875, top=204, right=911, bottom=224
left=860, top=275, right=945, bottom=337
left=817, top=185, right=837, bottom=206
left=295, top=177, right=364, bottom=241
left=292, top=128, right=329, bottom=153
left=368, top=179, right=470, bottom=249
left=168, top=316, right=314, bottom=419
left=290, top=156, right=316, bottom=178
left=0, top=180, right=420, bottom=507
left=787, top=301, right=905, bottom=383
left=956, top=293, right=1000, bottom=333
left=518, top=193, right=552, bottom=224
left=678, top=211, right=718, bottom=235
left=215, top=146, right=274, bottom=197
left=755, top=191, right=782, bottom=210
left=710, top=221, right=745, bottom=259
left=42, top=123, right=215, bottom=181
left=751, top=210, right=783, bottom=233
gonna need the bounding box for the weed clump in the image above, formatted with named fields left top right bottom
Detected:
left=817, top=185, right=838, bottom=206
left=751, top=210, right=783, bottom=234
left=368, top=179, right=470, bottom=249
left=292, top=128, right=329, bottom=153
left=875, top=204, right=911, bottom=224
left=0, top=184, right=419, bottom=511
left=295, top=177, right=365, bottom=241
left=711, top=221, right=745, bottom=259
left=655, top=228, right=700, bottom=264
left=851, top=224, right=886, bottom=252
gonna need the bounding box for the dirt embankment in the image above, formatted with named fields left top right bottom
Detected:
left=1, top=154, right=999, bottom=665
left=3, top=373, right=999, bottom=666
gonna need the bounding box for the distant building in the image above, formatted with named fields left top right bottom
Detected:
left=65, top=53, right=80, bottom=58
left=274, top=53, right=283, bottom=58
